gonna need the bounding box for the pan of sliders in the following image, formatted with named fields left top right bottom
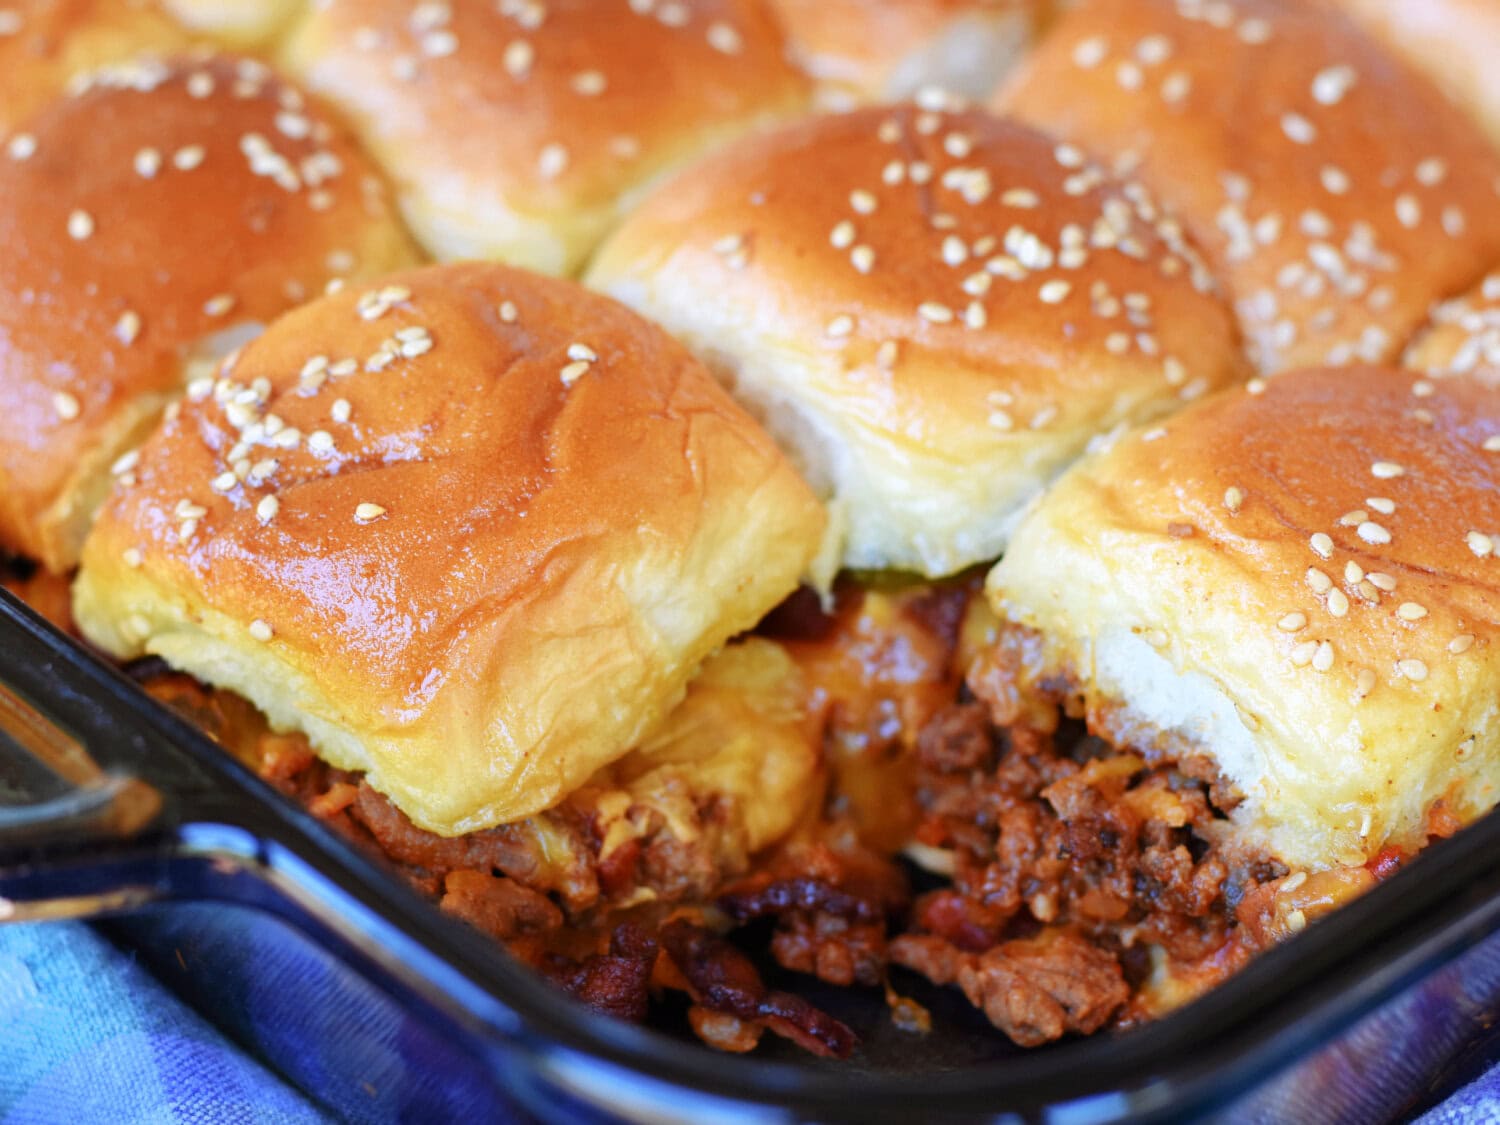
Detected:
left=5, top=0, right=1500, bottom=1121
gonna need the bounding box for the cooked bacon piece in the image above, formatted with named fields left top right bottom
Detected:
left=890, top=931, right=1128, bottom=1047
left=660, top=920, right=858, bottom=1059
left=543, top=923, right=659, bottom=1023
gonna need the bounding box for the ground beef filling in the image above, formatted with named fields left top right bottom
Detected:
left=128, top=571, right=1335, bottom=1054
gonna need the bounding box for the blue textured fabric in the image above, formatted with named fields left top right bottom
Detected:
left=0, top=921, right=327, bottom=1125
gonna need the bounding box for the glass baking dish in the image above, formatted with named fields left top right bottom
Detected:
left=3, top=586, right=1499, bottom=1123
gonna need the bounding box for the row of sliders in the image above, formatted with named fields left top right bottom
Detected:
left=1, top=0, right=1499, bottom=1049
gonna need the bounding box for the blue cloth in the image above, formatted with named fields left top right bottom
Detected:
left=0, top=921, right=327, bottom=1125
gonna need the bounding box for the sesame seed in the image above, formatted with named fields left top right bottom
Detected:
left=52, top=391, right=80, bottom=421
left=1290, top=641, right=1317, bottom=667
left=1355, top=668, right=1376, bottom=699
left=1326, top=589, right=1349, bottom=617
left=1286, top=909, right=1307, bottom=933
left=1338, top=510, right=1367, bottom=527
left=1345, top=561, right=1364, bottom=584
left=1312, top=641, right=1335, bottom=672
left=503, top=39, right=534, bottom=77
left=1001, top=188, right=1040, bottom=209
left=113, top=310, right=142, bottom=346
left=876, top=340, right=899, bottom=369
left=1450, top=634, right=1476, bottom=654
left=830, top=220, right=855, bottom=249
left=537, top=143, right=568, bottom=179
left=849, top=190, right=877, bottom=215
left=498, top=301, right=518, bottom=323
left=1357, top=521, right=1391, bottom=545
left=850, top=245, right=875, bottom=273
left=249, top=619, right=274, bottom=642
left=67, top=209, right=94, bottom=240
left=112, top=451, right=140, bottom=477
left=1396, top=602, right=1427, bottom=621
left=1224, top=486, right=1244, bottom=513
left=706, top=21, right=741, bottom=54
left=918, top=302, right=954, bottom=324
left=1309, top=532, right=1333, bottom=559
left=134, top=147, right=162, bottom=178
left=123, top=548, right=142, bottom=568
left=308, top=430, right=334, bottom=453
left=7, top=132, right=36, bottom=160
left=825, top=314, right=854, bottom=338
left=331, top=399, right=351, bottom=424
left=1278, top=612, right=1307, bottom=632
left=1320, top=166, right=1350, bottom=195
left=1072, top=36, right=1107, bottom=69
left=173, top=145, right=205, bottom=171
left=571, top=70, right=606, bottom=96
left=1281, top=112, right=1315, bottom=144
left=560, top=360, right=591, bottom=384
left=1039, top=280, right=1071, bottom=304
left=1306, top=567, right=1333, bottom=594
left=204, top=294, right=236, bottom=318
left=1395, top=193, right=1421, bottom=229
left=1370, top=461, right=1404, bottom=479
left=1416, top=157, right=1447, bottom=186
left=1312, top=65, right=1356, bottom=105
left=211, top=471, right=237, bottom=493
left=1396, top=659, right=1428, bottom=682
left=1366, top=497, right=1395, bottom=515
left=354, top=502, right=386, bottom=523
left=1367, top=572, right=1397, bottom=592
left=1466, top=530, right=1493, bottom=558
left=256, top=495, right=279, bottom=523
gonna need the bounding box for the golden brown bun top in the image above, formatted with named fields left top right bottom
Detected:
left=0, top=53, right=417, bottom=569
left=1332, top=0, right=1500, bottom=148
left=593, top=101, right=1239, bottom=435
left=283, top=0, right=810, bottom=271
left=78, top=261, right=827, bottom=832
left=1405, top=269, right=1500, bottom=380
left=769, top=0, right=1041, bottom=103
left=0, top=0, right=194, bottom=131
left=1061, top=366, right=1500, bottom=682
left=996, top=0, right=1500, bottom=375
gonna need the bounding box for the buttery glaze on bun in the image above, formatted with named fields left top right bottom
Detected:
left=987, top=366, right=1500, bottom=870
left=1405, top=269, right=1500, bottom=381
left=282, top=0, right=810, bottom=275
left=73, top=262, right=828, bottom=837
left=996, top=0, right=1500, bottom=374
left=160, top=0, right=303, bottom=47
left=0, top=0, right=193, bottom=131
left=588, top=100, right=1246, bottom=579
left=768, top=0, right=1043, bottom=107
left=1332, top=0, right=1500, bottom=149
left=0, top=53, right=417, bottom=573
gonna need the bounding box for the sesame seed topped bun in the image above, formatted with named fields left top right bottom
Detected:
left=160, top=0, right=304, bottom=47
left=588, top=100, right=1246, bottom=579
left=1405, top=268, right=1500, bottom=381
left=0, top=0, right=194, bottom=132
left=1332, top=0, right=1500, bottom=150
left=282, top=0, right=811, bottom=275
left=768, top=0, right=1044, bottom=108
left=72, top=261, right=828, bottom=836
left=0, top=53, right=418, bottom=573
left=988, top=365, right=1500, bottom=869
left=996, top=0, right=1500, bottom=375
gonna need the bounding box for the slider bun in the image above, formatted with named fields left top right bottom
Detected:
left=282, top=0, right=810, bottom=275
left=0, top=53, right=417, bottom=573
left=588, top=103, right=1245, bottom=579
left=1404, top=268, right=1500, bottom=381
left=1333, top=0, right=1500, bottom=149
left=160, top=0, right=303, bottom=47
left=988, top=366, right=1500, bottom=870
left=0, top=0, right=193, bottom=131
left=996, top=0, right=1500, bottom=374
left=73, top=262, right=828, bottom=837
left=769, top=0, right=1043, bottom=107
